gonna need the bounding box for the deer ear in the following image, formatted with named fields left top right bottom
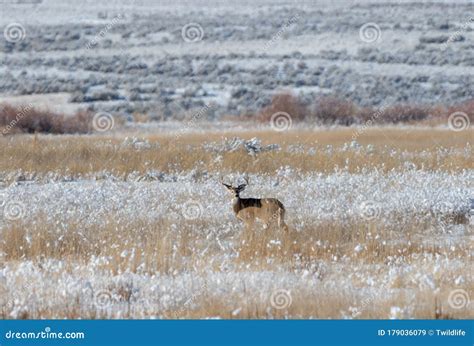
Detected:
left=237, top=184, right=246, bottom=191
left=222, top=183, right=232, bottom=189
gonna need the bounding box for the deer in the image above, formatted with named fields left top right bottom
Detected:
left=221, top=177, right=288, bottom=232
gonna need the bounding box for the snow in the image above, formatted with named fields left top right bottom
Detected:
left=0, top=169, right=471, bottom=318
left=0, top=170, right=472, bottom=230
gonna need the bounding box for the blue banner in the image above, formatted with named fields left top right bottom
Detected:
left=0, top=320, right=472, bottom=346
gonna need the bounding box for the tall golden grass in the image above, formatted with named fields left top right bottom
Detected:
left=0, top=128, right=472, bottom=181
left=1, top=213, right=472, bottom=319
left=0, top=127, right=472, bottom=319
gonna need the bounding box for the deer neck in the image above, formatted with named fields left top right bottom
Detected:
left=232, top=194, right=242, bottom=213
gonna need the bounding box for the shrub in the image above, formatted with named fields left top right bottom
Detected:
left=447, top=99, right=474, bottom=122
left=254, top=93, right=474, bottom=126
left=310, top=95, right=358, bottom=125
left=0, top=103, right=93, bottom=135
left=374, top=104, right=432, bottom=124
left=257, top=93, right=307, bottom=123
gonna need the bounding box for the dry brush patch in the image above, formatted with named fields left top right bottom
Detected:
left=0, top=128, right=472, bottom=181
left=257, top=93, right=474, bottom=126
left=0, top=103, right=95, bottom=135
left=0, top=127, right=472, bottom=319
left=0, top=214, right=472, bottom=319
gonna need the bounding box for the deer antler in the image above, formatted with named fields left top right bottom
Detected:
left=237, top=176, right=249, bottom=189
left=220, top=176, right=232, bottom=188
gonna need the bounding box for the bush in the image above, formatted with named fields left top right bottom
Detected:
left=255, top=93, right=474, bottom=126
left=0, top=103, right=93, bottom=135
left=375, top=104, right=432, bottom=124
left=311, top=96, right=358, bottom=125
left=448, top=99, right=474, bottom=122
left=257, top=93, right=307, bottom=123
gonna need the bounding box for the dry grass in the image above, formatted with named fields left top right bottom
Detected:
left=1, top=214, right=472, bottom=319
left=0, top=128, right=472, bottom=180
left=2, top=216, right=469, bottom=272
left=167, top=289, right=473, bottom=319
left=0, top=125, right=472, bottom=319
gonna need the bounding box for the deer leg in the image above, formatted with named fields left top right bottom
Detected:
left=279, top=210, right=288, bottom=232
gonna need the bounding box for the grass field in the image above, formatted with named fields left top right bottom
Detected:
left=0, top=126, right=472, bottom=319
left=1, top=127, right=472, bottom=178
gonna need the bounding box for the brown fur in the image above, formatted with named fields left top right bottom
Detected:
left=223, top=182, right=288, bottom=232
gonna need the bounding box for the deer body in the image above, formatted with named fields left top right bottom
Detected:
left=223, top=178, right=288, bottom=231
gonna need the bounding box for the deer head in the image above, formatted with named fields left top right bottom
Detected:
left=221, top=177, right=248, bottom=198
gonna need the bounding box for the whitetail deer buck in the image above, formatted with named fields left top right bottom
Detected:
left=222, top=177, right=288, bottom=232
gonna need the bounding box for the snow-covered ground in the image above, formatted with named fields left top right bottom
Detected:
left=1, top=170, right=473, bottom=229
left=0, top=169, right=472, bottom=318
left=1, top=256, right=470, bottom=319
